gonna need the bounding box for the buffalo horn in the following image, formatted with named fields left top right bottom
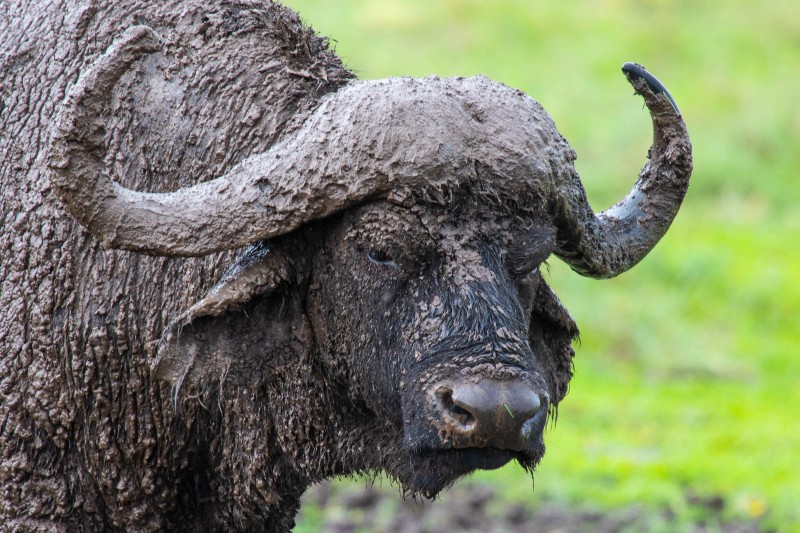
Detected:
left=49, top=26, right=691, bottom=268
left=551, top=63, right=692, bottom=278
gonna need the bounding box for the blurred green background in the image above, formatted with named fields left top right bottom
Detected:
left=282, top=0, right=800, bottom=529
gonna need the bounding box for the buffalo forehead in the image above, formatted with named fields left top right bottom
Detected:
left=347, top=200, right=552, bottom=255
left=310, top=75, right=575, bottom=196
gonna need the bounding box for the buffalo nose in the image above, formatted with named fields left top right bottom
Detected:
left=437, top=380, right=545, bottom=450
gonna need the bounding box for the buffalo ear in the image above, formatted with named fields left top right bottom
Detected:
left=154, top=242, right=303, bottom=389
left=529, top=280, right=579, bottom=405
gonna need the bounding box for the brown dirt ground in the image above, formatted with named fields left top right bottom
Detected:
left=297, top=481, right=771, bottom=532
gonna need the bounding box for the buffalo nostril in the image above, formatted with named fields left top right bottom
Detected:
left=499, top=383, right=542, bottom=423
left=438, top=388, right=476, bottom=428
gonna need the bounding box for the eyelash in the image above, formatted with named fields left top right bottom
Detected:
left=512, top=264, right=539, bottom=278
left=366, top=249, right=400, bottom=270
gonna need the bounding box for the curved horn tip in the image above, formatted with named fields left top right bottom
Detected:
left=82, top=26, right=162, bottom=89
left=116, top=25, right=163, bottom=54
left=621, top=62, right=681, bottom=116
left=554, top=63, right=691, bottom=279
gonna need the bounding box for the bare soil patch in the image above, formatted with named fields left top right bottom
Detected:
left=299, top=481, right=769, bottom=532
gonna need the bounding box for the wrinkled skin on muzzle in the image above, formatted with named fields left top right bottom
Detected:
left=307, top=194, right=578, bottom=496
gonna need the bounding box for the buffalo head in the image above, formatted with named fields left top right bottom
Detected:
left=47, top=26, right=691, bottom=498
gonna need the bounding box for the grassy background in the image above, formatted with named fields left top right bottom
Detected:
left=282, top=0, right=800, bottom=529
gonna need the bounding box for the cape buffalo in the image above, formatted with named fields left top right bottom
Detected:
left=0, top=0, right=691, bottom=530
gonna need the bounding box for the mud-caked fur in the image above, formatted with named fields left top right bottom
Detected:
left=1, top=0, right=690, bottom=530
left=0, top=1, right=354, bottom=531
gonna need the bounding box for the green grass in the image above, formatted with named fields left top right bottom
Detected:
left=283, top=0, right=800, bottom=529
left=531, top=210, right=800, bottom=528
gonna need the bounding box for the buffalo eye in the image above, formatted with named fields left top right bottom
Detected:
left=506, top=256, right=541, bottom=278
left=366, top=249, right=400, bottom=270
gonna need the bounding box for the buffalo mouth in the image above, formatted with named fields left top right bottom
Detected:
left=406, top=447, right=540, bottom=497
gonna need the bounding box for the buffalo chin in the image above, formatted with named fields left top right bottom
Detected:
left=404, top=448, right=540, bottom=498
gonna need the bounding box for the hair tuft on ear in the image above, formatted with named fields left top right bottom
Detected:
left=153, top=242, right=301, bottom=391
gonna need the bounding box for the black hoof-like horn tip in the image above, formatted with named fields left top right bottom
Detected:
left=621, top=62, right=681, bottom=116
